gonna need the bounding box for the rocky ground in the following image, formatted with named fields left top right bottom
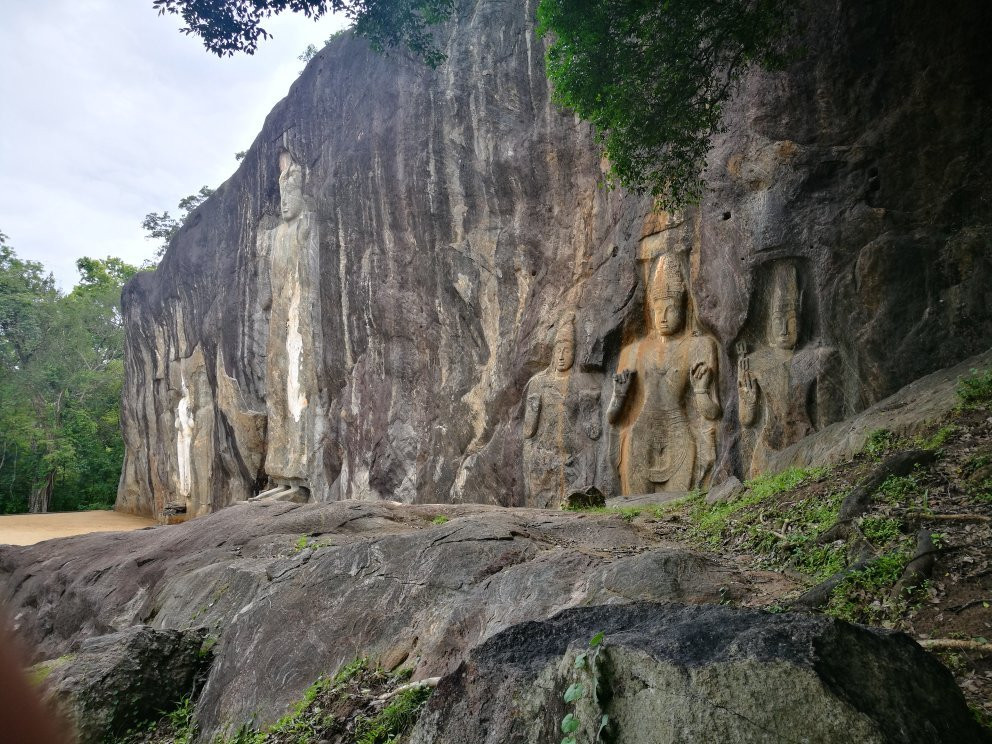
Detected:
left=2, top=368, right=991, bottom=742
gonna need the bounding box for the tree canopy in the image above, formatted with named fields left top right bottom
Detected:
left=0, top=231, right=136, bottom=514
left=153, top=0, right=454, bottom=66
left=142, top=185, right=214, bottom=260
left=537, top=0, right=790, bottom=209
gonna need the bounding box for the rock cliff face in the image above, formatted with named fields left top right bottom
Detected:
left=116, top=0, right=992, bottom=518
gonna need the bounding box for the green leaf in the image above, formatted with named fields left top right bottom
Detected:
left=574, top=652, right=587, bottom=670
left=561, top=738, right=577, bottom=744
left=563, top=683, right=584, bottom=703
left=589, top=631, right=605, bottom=648
left=561, top=713, right=580, bottom=734
left=598, top=713, right=610, bottom=735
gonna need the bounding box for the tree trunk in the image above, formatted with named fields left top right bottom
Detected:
left=28, top=469, right=54, bottom=514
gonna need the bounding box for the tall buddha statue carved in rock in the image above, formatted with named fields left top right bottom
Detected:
left=522, top=314, right=604, bottom=508
left=607, top=255, right=721, bottom=494
left=261, top=152, right=320, bottom=484
left=736, top=262, right=837, bottom=477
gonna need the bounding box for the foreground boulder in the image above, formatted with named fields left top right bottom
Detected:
left=0, top=501, right=776, bottom=738
left=31, top=626, right=209, bottom=744
left=412, top=603, right=990, bottom=743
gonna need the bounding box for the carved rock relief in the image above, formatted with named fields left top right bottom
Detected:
left=169, top=346, right=213, bottom=518
left=522, top=313, right=604, bottom=507
left=260, top=151, right=324, bottom=493
left=607, top=253, right=721, bottom=495
left=735, top=260, right=840, bottom=478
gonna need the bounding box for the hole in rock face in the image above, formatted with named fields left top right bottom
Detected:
left=722, top=211, right=732, bottom=220
left=611, top=245, right=619, bottom=257
left=531, top=270, right=537, bottom=277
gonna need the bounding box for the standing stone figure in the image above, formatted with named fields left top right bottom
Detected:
left=261, top=152, right=320, bottom=485
left=737, top=262, right=833, bottom=477
left=607, top=255, right=721, bottom=494
left=522, top=315, right=603, bottom=508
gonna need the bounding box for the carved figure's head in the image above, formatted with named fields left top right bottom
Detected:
left=552, top=315, right=576, bottom=372
left=769, top=263, right=799, bottom=350
left=278, top=158, right=304, bottom=222
left=648, top=256, right=686, bottom=336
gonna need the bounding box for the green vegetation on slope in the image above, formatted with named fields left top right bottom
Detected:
left=196, top=658, right=433, bottom=744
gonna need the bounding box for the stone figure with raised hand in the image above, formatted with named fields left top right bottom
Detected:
left=522, top=314, right=604, bottom=508
left=261, top=151, right=321, bottom=487
left=607, top=255, right=721, bottom=494
left=736, top=261, right=836, bottom=477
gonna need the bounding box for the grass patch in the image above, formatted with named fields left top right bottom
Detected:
left=969, top=477, right=992, bottom=504
left=876, top=474, right=924, bottom=507
left=430, top=515, right=450, bottom=525
left=824, top=545, right=915, bottom=625
left=957, top=368, right=992, bottom=410
left=166, top=695, right=196, bottom=744
left=684, top=466, right=843, bottom=580
left=962, top=451, right=992, bottom=503
left=213, top=658, right=432, bottom=744
left=858, top=516, right=902, bottom=544
left=862, top=429, right=899, bottom=459
left=354, top=685, right=433, bottom=744
left=916, top=424, right=957, bottom=451
left=292, top=536, right=331, bottom=553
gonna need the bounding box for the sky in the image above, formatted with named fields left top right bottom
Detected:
left=0, top=0, right=348, bottom=289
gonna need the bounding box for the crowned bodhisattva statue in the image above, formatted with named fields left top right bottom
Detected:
left=607, top=255, right=721, bottom=494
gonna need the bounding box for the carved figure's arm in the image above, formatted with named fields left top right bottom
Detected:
left=523, top=388, right=541, bottom=439
left=737, top=356, right=759, bottom=427
left=690, top=357, right=721, bottom=420
left=607, top=369, right=635, bottom=425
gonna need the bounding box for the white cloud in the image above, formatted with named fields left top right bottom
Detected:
left=0, top=0, right=347, bottom=288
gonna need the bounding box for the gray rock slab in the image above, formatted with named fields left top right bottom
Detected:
left=705, top=475, right=746, bottom=505
left=410, top=603, right=990, bottom=743
left=0, top=501, right=767, bottom=739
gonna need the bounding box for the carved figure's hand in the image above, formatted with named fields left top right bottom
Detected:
left=738, top=368, right=757, bottom=398
left=523, top=393, right=541, bottom=439
left=737, top=361, right=759, bottom=427
left=613, top=369, right=635, bottom=390
left=608, top=369, right=634, bottom=424
left=691, top=361, right=713, bottom=393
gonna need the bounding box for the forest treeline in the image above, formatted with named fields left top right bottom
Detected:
left=0, top=231, right=134, bottom=514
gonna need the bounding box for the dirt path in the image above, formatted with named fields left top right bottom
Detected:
left=0, top=511, right=157, bottom=546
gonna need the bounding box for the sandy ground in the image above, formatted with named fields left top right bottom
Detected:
left=0, top=511, right=157, bottom=546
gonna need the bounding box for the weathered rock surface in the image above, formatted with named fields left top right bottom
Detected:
left=0, top=500, right=785, bottom=738
left=767, top=347, right=992, bottom=472
left=31, top=626, right=209, bottom=744
left=117, top=0, right=992, bottom=518
left=411, top=603, right=990, bottom=743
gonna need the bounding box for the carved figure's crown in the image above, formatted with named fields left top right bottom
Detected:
left=279, top=160, right=303, bottom=189
left=554, top=312, right=575, bottom=343
left=650, top=255, right=685, bottom=298
left=771, top=263, right=799, bottom=310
